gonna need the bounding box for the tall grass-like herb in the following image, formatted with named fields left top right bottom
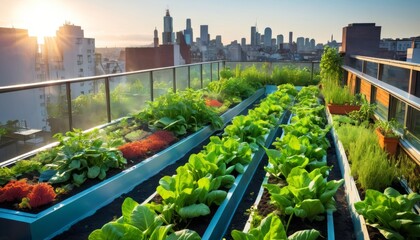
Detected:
left=335, top=124, right=396, bottom=191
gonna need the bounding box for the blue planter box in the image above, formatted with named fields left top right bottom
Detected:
left=201, top=112, right=286, bottom=240
left=0, top=89, right=264, bottom=240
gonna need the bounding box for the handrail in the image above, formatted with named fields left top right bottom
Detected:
left=342, top=65, right=420, bottom=111
left=351, top=55, right=420, bottom=71
left=0, top=60, right=224, bottom=93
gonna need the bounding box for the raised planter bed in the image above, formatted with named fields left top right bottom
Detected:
left=326, top=110, right=370, bottom=240
left=201, top=112, right=287, bottom=240
left=0, top=88, right=265, bottom=240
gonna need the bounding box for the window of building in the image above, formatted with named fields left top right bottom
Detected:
left=406, top=106, right=420, bottom=149
left=76, top=38, right=82, bottom=44
left=390, top=96, right=406, bottom=133
left=80, top=82, right=84, bottom=86
left=88, top=55, right=92, bottom=63
left=77, top=55, right=83, bottom=65
left=371, top=86, right=389, bottom=120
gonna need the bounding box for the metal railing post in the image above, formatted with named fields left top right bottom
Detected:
left=104, top=77, right=111, bottom=123
left=210, top=63, right=213, bottom=82
left=173, top=68, right=177, bottom=92
left=187, top=66, right=191, bottom=88
left=66, top=82, right=72, bottom=131
left=311, top=61, right=314, bottom=82
left=200, top=64, right=203, bottom=88
left=150, top=71, right=154, bottom=101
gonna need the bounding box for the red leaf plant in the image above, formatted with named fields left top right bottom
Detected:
left=119, top=130, right=177, bottom=159
left=0, top=179, right=32, bottom=203
left=19, top=183, right=57, bottom=209
left=0, top=179, right=56, bottom=209
left=205, top=98, right=223, bottom=108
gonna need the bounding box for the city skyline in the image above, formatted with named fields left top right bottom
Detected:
left=1, top=0, right=420, bottom=47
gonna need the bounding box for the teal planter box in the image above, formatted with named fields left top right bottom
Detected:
left=201, top=112, right=286, bottom=240
left=0, top=89, right=264, bottom=240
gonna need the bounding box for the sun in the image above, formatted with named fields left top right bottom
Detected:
left=18, top=0, right=65, bottom=43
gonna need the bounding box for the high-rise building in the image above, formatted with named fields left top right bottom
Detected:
left=250, top=26, right=256, bottom=46
left=154, top=28, right=159, bottom=47
left=162, top=9, right=174, bottom=44
left=241, top=37, right=246, bottom=47
left=256, top=32, right=261, bottom=46
left=215, top=35, right=222, bottom=47
left=289, top=31, right=293, bottom=46
left=296, top=37, right=305, bottom=52
left=310, top=39, right=316, bottom=50
left=0, top=27, right=45, bottom=130
left=200, top=25, right=209, bottom=46
left=264, top=27, right=272, bottom=47
left=184, top=18, right=193, bottom=45
left=44, top=24, right=95, bottom=83
left=277, top=34, right=284, bottom=45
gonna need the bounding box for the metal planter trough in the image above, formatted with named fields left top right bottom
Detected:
left=0, top=89, right=265, bottom=240
left=326, top=110, right=370, bottom=240
left=201, top=112, right=286, bottom=240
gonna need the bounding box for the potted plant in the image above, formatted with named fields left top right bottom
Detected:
left=375, top=118, right=402, bottom=156
left=322, top=83, right=362, bottom=115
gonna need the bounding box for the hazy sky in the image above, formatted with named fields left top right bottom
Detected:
left=1, top=0, right=419, bottom=47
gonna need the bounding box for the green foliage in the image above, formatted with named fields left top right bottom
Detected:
left=355, top=187, right=420, bottom=240
left=231, top=213, right=320, bottom=240
left=321, top=83, right=356, bottom=105
left=135, top=89, right=223, bottom=136
left=348, top=100, right=376, bottom=125
left=0, top=160, right=43, bottom=185
left=265, top=168, right=344, bottom=222
left=46, top=129, right=126, bottom=186
left=124, top=129, right=149, bottom=142
left=271, top=66, right=320, bottom=86
left=335, top=123, right=396, bottom=191
left=89, top=197, right=201, bottom=240
left=375, top=118, right=403, bottom=138
left=320, top=46, right=342, bottom=85
left=219, top=67, right=235, bottom=79
left=395, top=153, right=420, bottom=193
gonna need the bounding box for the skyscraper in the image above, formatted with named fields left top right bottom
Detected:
left=264, top=27, right=272, bottom=47
left=289, top=32, right=293, bottom=45
left=200, top=25, right=209, bottom=46
left=162, top=9, right=174, bottom=44
left=251, top=26, right=256, bottom=46
left=184, top=18, right=193, bottom=45
left=296, top=37, right=304, bottom=52
left=154, top=28, right=159, bottom=47
left=277, top=34, right=284, bottom=45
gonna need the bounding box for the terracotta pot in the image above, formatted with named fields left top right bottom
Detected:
left=375, top=128, right=399, bottom=156
left=327, top=104, right=361, bottom=115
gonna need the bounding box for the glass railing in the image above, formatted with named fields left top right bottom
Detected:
left=0, top=60, right=320, bottom=163
left=0, top=61, right=224, bottom=163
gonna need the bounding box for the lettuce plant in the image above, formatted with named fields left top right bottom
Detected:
left=231, top=213, right=320, bottom=240
left=89, top=197, right=201, bottom=240
left=355, top=187, right=420, bottom=240
left=46, top=129, right=126, bottom=186
left=265, top=167, right=344, bottom=222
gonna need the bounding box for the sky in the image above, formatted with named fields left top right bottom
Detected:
left=1, top=0, right=419, bottom=47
